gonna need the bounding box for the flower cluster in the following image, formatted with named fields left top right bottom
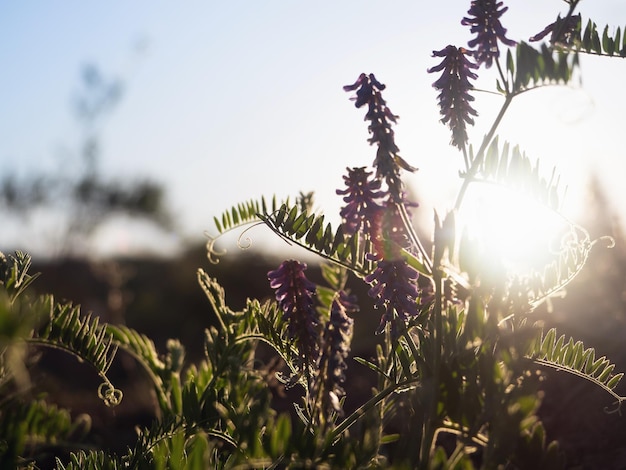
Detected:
left=340, top=75, right=425, bottom=336
left=337, top=173, right=423, bottom=335
left=268, top=259, right=320, bottom=362
left=428, top=46, right=479, bottom=149
left=337, top=165, right=418, bottom=261
left=336, top=166, right=384, bottom=236
left=529, top=13, right=581, bottom=47
left=370, top=194, right=419, bottom=259
left=268, top=260, right=357, bottom=418
left=461, top=0, right=516, bottom=68
left=343, top=73, right=416, bottom=202
left=365, top=258, right=422, bottom=336
left=315, top=292, right=356, bottom=416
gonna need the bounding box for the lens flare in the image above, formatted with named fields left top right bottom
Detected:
left=459, top=183, right=570, bottom=274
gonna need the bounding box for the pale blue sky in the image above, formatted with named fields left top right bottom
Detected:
left=1, top=1, right=625, bottom=257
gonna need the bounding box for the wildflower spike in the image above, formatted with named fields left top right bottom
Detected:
left=268, top=260, right=320, bottom=362
left=344, top=73, right=416, bottom=202
left=314, top=292, right=356, bottom=417
left=462, top=0, right=516, bottom=68
left=336, top=166, right=385, bottom=236
left=428, top=46, right=479, bottom=149
left=364, top=258, right=422, bottom=337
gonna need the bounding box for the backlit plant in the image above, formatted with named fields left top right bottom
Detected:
left=2, top=1, right=626, bottom=468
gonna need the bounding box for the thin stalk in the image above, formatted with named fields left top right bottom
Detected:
left=453, top=94, right=513, bottom=211
left=396, top=201, right=433, bottom=275
left=461, top=145, right=470, bottom=173
left=418, top=268, right=444, bottom=469
left=495, top=56, right=509, bottom=94
left=446, top=441, right=468, bottom=469
left=304, top=342, right=332, bottom=437
left=325, top=377, right=419, bottom=447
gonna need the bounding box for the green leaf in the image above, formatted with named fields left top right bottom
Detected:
left=268, top=413, right=292, bottom=457
left=602, top=25, right=614, bottom=55
left=512, top=42, right=578, bottom=93
left=592, top=27, right=602, bottom=53
left=583, top=348, right=596, bottom=375
left=29, top=296, right=121, bottom=406
left=506, top=48, right=515, bottom=79
left=316, top=285, right=336, bottom=312
left=570, top=341, right=584, bottom=370
left=401, top=248, right=431, bottom=278
left=274, top=203, right=288, bottom=227
left=260, top=202, right=373, bottom=275
left=354, top=356, right=391, bottom=380
left=320, top=261, right=347, bottom=291
left=381, top=433, right=400, bottom=444
left=596, top=363, right=615, bottom=382
left=0, top=251, right=40, bottom=301
left=561, top=337, right=575, bottom=365
left=606, top=373, right=624, bottom=390
left=186, top=433, right=210, bottom=468
left=589, top=356, right=608, bottom=376
left=532, top=330, right=624, bottom=401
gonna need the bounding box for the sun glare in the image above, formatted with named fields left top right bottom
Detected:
left=458, top=183, right=571, bottom=274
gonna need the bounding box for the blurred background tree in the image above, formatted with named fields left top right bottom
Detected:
left=0, top=62, right=173, bottom=258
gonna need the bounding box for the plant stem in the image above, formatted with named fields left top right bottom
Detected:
left=325, top=377, right=419, bottom=447
left=453, top=94, right=513, bottom=212
left=396, top=201, right=433, bottom=275
left=418, top=268, right=444, bottom=469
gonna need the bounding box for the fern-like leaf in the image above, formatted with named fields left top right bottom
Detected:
left=0, top=399, right=85, bottom=466
left=106, top=324, right=172, bottom=412
left=30, top=295, right=122, bottom=407
left=206, top=195, right=284, bottom=263
left=212, top=196, right=279, bottom=235
left=254, top=300, right=303, bottom=384
left=526, top=224, right=597, bottom=308
left=260, top=202, right=374, bottom=276
left=120, top=415, right=230, bottom=469
left=55, top=450, right=125, bottom=470
left=197, top=268, right=239, bottom=334
left=472, top=136, right=565, bottom=212
left=509, top=41, right=579, bottom=93
left=0, top=251, right=40, bottom=302
left=568, top=17, right=626, bottom=58
left=532, top=328, right=625, bottom=407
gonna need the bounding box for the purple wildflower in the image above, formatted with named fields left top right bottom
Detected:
left=336, top=166, right=385, bottom=236
left=365, top=258, right=421, bottom=336
left=315, top=291, right=356, bottom=416
left=428, top=46, right=479, bottom=150
left=344, top=73, right=417, bottom=202
left=268, top=260, right=320, bottom=362
left=529, top=13, right=581, bottom=47
left=369, top=196, right=418, bottom=260
left=461, top=0, right=516, bottom=68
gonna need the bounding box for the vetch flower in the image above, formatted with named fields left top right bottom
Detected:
left=365, top=258, right=421, bottom=336
left=461, top=0, right=516, bottom=68
left=315, top=291, right=356, bottom=417
left=268, top=260, right=320, bottom=362
left=529, top=13, right=581, bottom=47
left=336, top=166, right=385, bottom=236
left=428, top=45, right=479, bottom=149
left=344, top=73, right=417, bottom=202
left=369, top=196, right=418, bottom=260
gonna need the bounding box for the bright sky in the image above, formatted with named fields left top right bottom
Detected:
left=1, top=1, right=625, bottom=258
